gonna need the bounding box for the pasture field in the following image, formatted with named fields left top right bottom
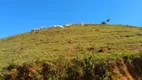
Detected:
left=0, top=24, right=142, bottom=80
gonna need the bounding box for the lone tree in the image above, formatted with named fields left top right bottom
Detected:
left=101, top=19, right=110, bottom=24
left=106, top=19, right=110, bottom=22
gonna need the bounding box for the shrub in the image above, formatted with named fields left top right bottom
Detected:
left=102, top=21, right=106, bottom=24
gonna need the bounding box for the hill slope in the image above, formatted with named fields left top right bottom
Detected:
left=0, top=24, right=142, bottom=80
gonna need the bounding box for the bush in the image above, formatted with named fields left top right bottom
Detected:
left=101, top=21, right=106, bottom=24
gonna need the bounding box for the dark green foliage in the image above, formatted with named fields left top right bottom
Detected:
left=3, top=52, right=142, bottom=80
left=6, top=64, right=17, bottom=71
left=5, top=60, right=18, bottom=71
left=106, top=19, right=110, bottom=22
left=101, top=21, right=106, bottom=24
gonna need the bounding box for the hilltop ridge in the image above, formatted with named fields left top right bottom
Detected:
left=1, top=24, right=142, bottom=80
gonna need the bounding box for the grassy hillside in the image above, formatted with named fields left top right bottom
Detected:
left=0, top=24, right=142, bottom=80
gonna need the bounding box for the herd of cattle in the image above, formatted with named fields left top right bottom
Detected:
left=32, top=22, right=85, bottom=31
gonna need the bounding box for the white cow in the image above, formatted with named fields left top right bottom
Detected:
left=80, top=22, right=84, bottom=26
left=40, top=26, right=45, bottom=30
left=53, top=25, right=64, bottom=28
left=65, top=24, right=72, bottom=27
left=58, top=25, right=64, bottom=28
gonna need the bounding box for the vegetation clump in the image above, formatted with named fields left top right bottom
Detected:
left=2, top=52, right=142, bottom=80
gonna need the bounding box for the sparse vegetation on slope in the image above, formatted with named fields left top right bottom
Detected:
left=0, top=24, right=142, bottom=80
